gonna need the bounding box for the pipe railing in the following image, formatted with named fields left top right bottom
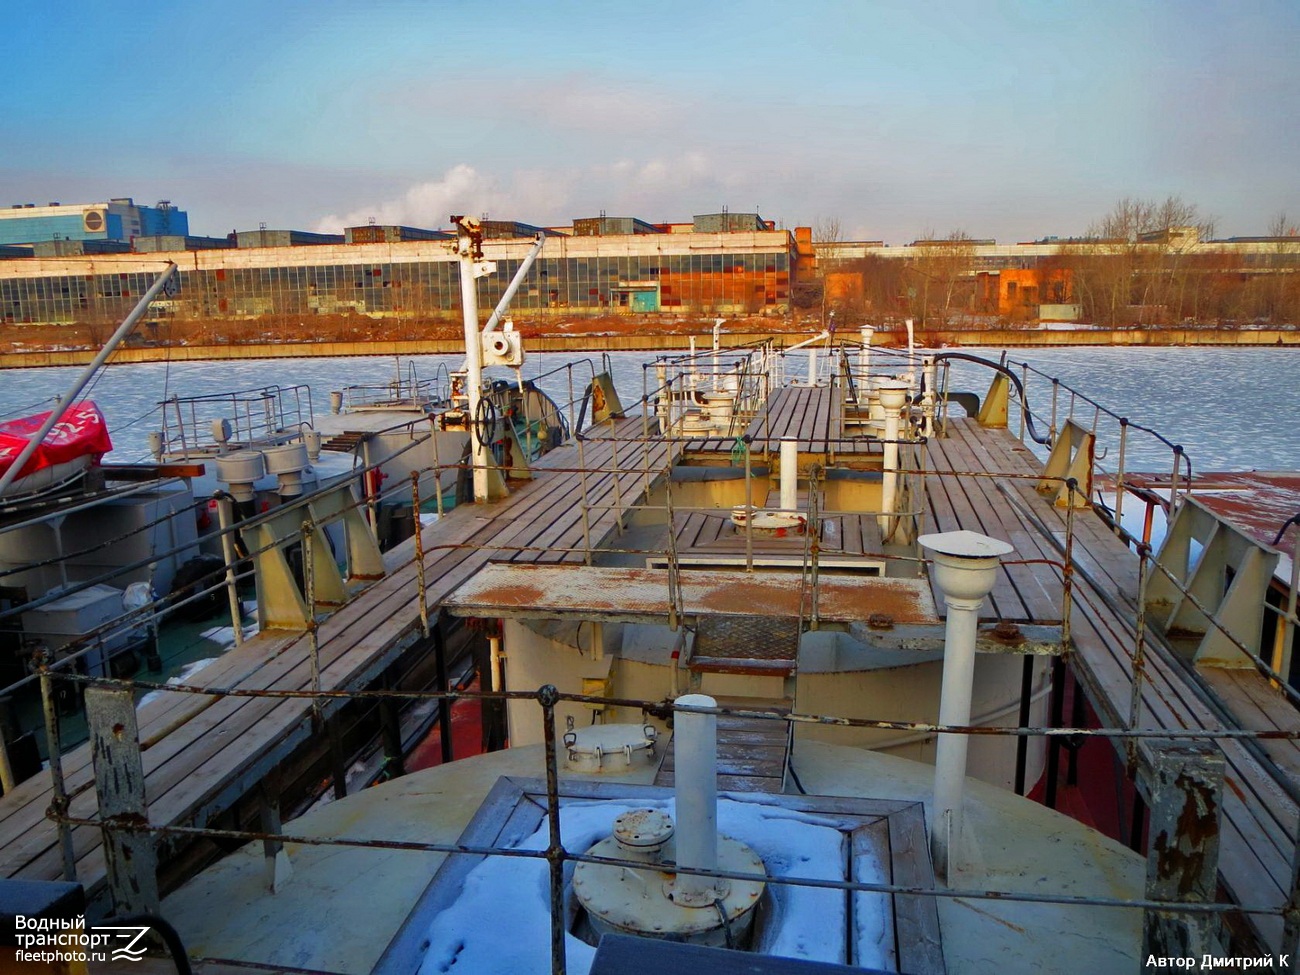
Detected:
left=158, top=384, right=315, bottom=457
left=37, top=671, right=1300, bottom=975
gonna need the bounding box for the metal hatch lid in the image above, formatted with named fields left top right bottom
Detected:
left=441, top=563, right=938, bottom=625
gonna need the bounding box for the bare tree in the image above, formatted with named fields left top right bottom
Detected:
left=813, top=216, right=847, bottom=272
left=1061, top=195, right=1215, bottom=325
left=1269, top=211, right=1299, bottom=238
left=907, top=230, right=976, bottom=326
left=1267, top=212, right=1300, bottom=324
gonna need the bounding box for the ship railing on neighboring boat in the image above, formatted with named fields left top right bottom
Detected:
left=336, top=359, right=452, bottom=413
left=158, top=383, right=315, bottom=458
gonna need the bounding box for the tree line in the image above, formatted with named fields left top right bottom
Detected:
left=815, top=199, right=1300, bottom=327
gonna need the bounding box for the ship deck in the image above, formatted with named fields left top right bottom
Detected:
left=926, top=417, right=1299, bottom=949
left=0, top=415, right=677, bottom=907
left=1, top=378, right=1297, bottom=956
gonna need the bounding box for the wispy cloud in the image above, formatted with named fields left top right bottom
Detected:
left=313, top=153, right=749, bottom=233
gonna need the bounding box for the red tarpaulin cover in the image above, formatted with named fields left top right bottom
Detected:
left=0, top=402, right=113, bottom=481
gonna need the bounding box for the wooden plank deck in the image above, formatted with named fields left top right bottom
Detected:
left=653, top=698, right=791, bottom=794
left=669, top=509, right=884, bottom=565
left=742, top=385, right=843, bottom=453
left=927, top=418, right=1300, bottom=949
left=0, top=414, right=680, bottom=901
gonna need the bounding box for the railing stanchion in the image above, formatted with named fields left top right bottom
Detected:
left=744, top=436, right=754, bottom=572
left=1128, top=544, right=1150, bottom=770
left=610, top=430, right=624, bottom=534
left=411, top=472, right=430, bottom=639
left=39, top=653, right=77, bottom=882
left=575, top=435, right=593, bottom=565
left=1114, top=418, right=1129, bottom=539
left=1049, top=378, right=1060, bottom=445
left=303, top=519, right=321, bottom=721
left=216, top=493, right=244, bottom=647
left=538, top=684, right=568, bottom=975
left=1018, top=362, right=1029, bottom=443
left=1169, top=444, right=1184, bottom=514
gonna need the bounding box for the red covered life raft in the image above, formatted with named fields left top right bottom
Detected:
left=0, top=401, right=113, bottom=500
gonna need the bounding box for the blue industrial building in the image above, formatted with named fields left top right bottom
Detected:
left=0, top=198, right=188, bottom=246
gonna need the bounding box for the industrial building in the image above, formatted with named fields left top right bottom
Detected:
left=0, top=202, right=1295, bottom=328
left=0, top=198, right=188, bottom=247
left=0, top=213, right=793, bottom=326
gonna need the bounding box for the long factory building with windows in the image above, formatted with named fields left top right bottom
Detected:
left=3, top=198, right=1296, bottom=329
left=0, top=205, right=808, bottom=326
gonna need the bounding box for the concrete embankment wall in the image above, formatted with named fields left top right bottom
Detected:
left=2, top=327, right=1297, bottom=368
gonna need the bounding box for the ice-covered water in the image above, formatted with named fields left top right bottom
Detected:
left=1, top=346, right=1296, bottom=474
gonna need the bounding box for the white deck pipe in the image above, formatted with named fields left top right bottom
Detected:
left=672, top=693, right=723, bottom=906
left=779, top=438, right=799, bottom=510
left=919, top=531, right=1015, bottom=881
left=905, top=317, right=916, bottom=390
left=858, top=326, right=874, bottom=393
left=655, top=363, right=670, bottom=430
left=712, top=318, right=724, bottom=391
left=922, top=356, right=938, bottom=438
left=455, top=219, right=494, bottom=503
left=876, top=381, right=909, bottom=539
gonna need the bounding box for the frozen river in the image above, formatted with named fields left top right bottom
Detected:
left=1, top=345, right=1297, bottom=474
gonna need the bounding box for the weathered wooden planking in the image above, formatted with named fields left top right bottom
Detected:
left=923, top=438, right=1030, bottom=621
left=930, top=429, right=1064, bottom=622
left=944, top=419, right=1300, bottom=943
left=0, top=424, right=672, bottom=890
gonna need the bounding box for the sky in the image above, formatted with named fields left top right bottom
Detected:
left=1, top=1, right=1297, bottom=244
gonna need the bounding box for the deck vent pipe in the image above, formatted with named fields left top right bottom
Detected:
left=876, top=380, right=910, bottom=539
left=918, top=530, right=1015, bottom=881
left=572, top=694, right=765, bottom=946
left=858, top=326, right=874, bottom=397
left=670, top=693, right=726, bottom=906
left=779, top=439, right=798, bottom=510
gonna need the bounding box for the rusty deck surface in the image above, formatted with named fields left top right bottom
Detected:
left=1119, top=469, right=1300, bottom=563
left=441, top=562, right=938, bottom=625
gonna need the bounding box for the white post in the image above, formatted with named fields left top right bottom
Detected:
left=780, top=438, right=799, bottom=511
left=922, top=356, right=938, bottom=438
left=877, top=381, right=909, bottom=539
left=215, top=495, right=244, bottom=647
left=807, top=345, right=818, bottom=385
left=919, top=531, right=1014, bottom=881
left=905, top=317, right=916, bottom=391
left=712, top=318, right=723, bottom=392
left=689, top=336, right=698, bottom=392
left=672, top=693, right=725, bottom=906
left=858, top=325, right=874, bottom=390
left=455, top=219, right=495, bottom=503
